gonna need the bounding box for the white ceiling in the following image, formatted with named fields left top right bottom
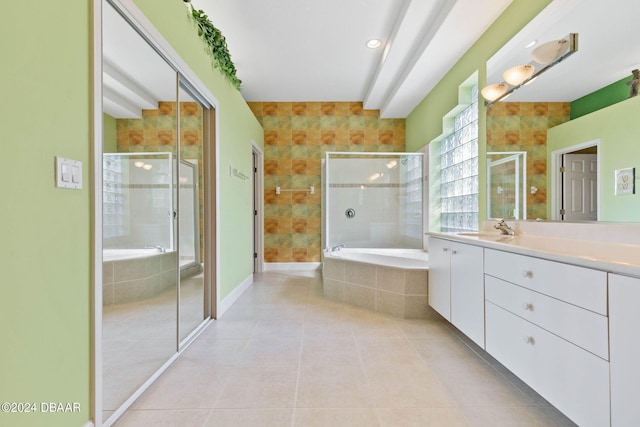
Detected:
left=487, top=0, right=640, bottom=102
left=189, top=0, right=512, bottom=117
left=104, top=0, right=638, bottom=120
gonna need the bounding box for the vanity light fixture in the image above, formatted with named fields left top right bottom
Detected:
left=482, top=33, right=578, bottom=107
left=366, top=39, right=382, bottom=49
left=481, top=83, right=510, bottom=103
left=503, top=64, right=536, bottom=86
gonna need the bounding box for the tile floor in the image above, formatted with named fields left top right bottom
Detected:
left=114, top=270, right=576, bottom=427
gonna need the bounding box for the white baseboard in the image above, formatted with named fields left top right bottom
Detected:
left=264, top=262, right=322, bottom=271
left=217, top=274, right=253, bottom=317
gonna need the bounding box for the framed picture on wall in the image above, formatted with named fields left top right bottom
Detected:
left=615, top=167, right=635, bottom=195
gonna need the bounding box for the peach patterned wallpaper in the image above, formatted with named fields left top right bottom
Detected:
left=486, top=102, right=570, bottom=219
left=249, top=102, right=406, bottom=263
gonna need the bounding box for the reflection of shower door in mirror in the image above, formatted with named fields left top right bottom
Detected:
left=178, top=84, right=207, bottom=344
left=487, top=152, right=526, bottom=220
left=561, top=153, right=598, bottom=221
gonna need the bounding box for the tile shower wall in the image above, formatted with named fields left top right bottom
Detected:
left=486, top=102, right=570, bottom=219
left=249, top=102, right=406, bottom=263
left=115, top=102, right=205, bottom=257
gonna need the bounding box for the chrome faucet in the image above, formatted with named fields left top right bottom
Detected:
left=493, top=219, right=515, bottom=235
left=330, top=244, right=345, bottom=252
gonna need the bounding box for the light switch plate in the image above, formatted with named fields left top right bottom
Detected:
left=56, top=156, right=82, bottom=190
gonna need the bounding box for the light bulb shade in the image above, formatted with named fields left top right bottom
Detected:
left=503, top=64, right=535, bottom=86
left=481, top=83, right=509, bottom=102
left=531, top=39, right=569, bottom=65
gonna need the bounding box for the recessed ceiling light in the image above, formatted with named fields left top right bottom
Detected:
left=366, top=39, right=382, bottom=49
left=524, top=40, right=537, bottom=49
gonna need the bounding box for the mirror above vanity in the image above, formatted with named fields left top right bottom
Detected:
left=484, top=0, right=640, bottom=222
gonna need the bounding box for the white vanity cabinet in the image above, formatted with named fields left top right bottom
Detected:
left=484, top=249, right=610, bottom=427
left=428, top=237, right=484, bottom=347
left=609, top=273, right=640, bottom=426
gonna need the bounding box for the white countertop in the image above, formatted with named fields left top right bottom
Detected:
left=427, top=226, right=640, bottom=278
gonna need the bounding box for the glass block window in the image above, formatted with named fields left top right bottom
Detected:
left=401, top=154, right=423, bottom=242
left=440, top=85, right=479, bottom=232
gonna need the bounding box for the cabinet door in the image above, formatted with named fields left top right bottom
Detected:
left=610, top=273, right=640, bottom=426
left=428, top=237, right=451, bottom=320
left=487, top=302, right=610, bottom=427
left=450, top=242, right=484, bottom=347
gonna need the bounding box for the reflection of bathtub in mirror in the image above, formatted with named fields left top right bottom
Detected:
left=102, top=249, right=177, bottom=306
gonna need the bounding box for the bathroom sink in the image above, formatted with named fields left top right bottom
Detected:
left=455, top=232, right=516, bottom=242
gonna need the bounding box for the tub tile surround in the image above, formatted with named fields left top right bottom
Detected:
left=323, top=256, right=432, bottom=319
left=103, top=252, right=177, bottom=305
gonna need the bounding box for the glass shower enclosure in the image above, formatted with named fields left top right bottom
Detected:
left=323, top=152, right=424, bottom=250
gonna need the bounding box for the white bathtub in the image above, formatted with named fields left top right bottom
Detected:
left=323, top=248, right=428, bottom=270
left=103, top=248, right=165, bottom=262
left=322, top=248, right=432, bottom=319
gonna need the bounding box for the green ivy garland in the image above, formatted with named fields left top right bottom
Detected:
left=185, top=2, right=242, bottom=90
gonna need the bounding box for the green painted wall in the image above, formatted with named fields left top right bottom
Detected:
left=571, top=75, right=634, bottom=120
left=547, top=96, right=640, bottom=222
left=0, top=2, right=91, bottom=426
left=406, top=0, right=552, bottom=224
left=133, top=0, right=264, bottom=299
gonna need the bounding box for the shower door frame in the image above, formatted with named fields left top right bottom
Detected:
left=486, top=151, right=527, bottom=220
left=323, top=151, right=425, bottom=251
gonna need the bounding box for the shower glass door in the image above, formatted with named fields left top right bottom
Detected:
left=102, top=1, right=178, bottom=423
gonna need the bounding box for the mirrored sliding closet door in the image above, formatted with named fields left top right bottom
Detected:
left=100, top=1, right=212, bottom=424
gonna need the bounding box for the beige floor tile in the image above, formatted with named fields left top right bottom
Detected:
left=296, top=364, right=372, bottom=408
left=366, top=362, right=457, bottom=408
left=214, top=365, right=298, bottom=408
left=201, top=319, right=258, bottom=339
left=294, top=408, right=379, bottom=427
left=204, top=409, right=293, bottom=427
left=303, top=319, right=355, bottom=338
left=356, top=336, right=425, bottom=366
left=133, top=360, right=232, bottom=409
left=253, top=318, right=305, bottom=338
left=375, top=407, right=470, bottom=427
left=238, top=337, right=302, bottom=367
left=115, top=409, right=210, bottom=427
left=462, top=405, right=576, bottom=427
left=300, top=336, right=360, bottom=368
left=181, top=338, right=247, bottom=365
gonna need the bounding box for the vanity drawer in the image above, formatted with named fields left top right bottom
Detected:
left=486, top=302, right=610, bottom=427
left=484, top=249, right=607, bottom=315
left=485, top=275, right=609, bottom=360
